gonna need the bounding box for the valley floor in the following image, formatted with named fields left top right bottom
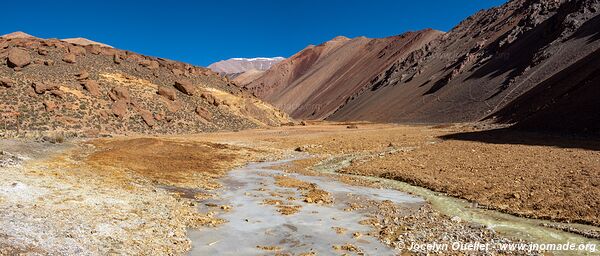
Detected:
left=0, top=123, right=599, bottom=255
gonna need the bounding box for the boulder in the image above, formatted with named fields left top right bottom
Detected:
left=172, top=68, right=183, bottom=76
left=37, top=48, right=49, bottom=56
left=109, top=87, right=130, bottom=102
left=32, top=82, right=60, bottom=94
left=68, top=45, right=86, bottom=56
left=113, top=54, right=122, bottom=64
left=76, top=70, right=89, bottom=80
left=140, top=59, right=159, bottom=69
left=88, top=45, right=102, bottom=55
left=81, top=80, right=101, bottom=96
left=0, top=78, right=13, bottom=88
left=200, top=92, right=220, bottom=106
left=195, top=106, right=213, bottom=121
left=43, top=100, right=57, bottom=112
left=173, top=79, right=195, bottom=95
left=49, top=90, right=65, bottom=99
left=111, top=100, right=128, bottom=118
left=157, top=86, right=177, bottom=101
left=138, top=109, right=156, bottom=127
left=62, top=53, right=76, bottom=63
left=7, top=48, right=31, bottom=68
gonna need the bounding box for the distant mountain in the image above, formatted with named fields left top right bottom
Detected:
left=62, top=37, right=112, bottom=48
left=0, top=31, right=37, bottom=39
left=208, top=57, right=285, bottom=75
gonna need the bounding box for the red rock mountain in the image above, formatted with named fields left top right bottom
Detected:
left=243, top=31, right=442, bottom=119
left=244, top=0, right=600, bottom=134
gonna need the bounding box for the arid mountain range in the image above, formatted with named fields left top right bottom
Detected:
left=0, top=33, right=288, bottom=138
left=208, top=57, right=285, bottom=85
left=241, top=0, right=600, bottom=134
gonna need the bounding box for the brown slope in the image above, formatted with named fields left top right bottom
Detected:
left=329, top=0, right=600, bottom=133
left=244, top=31, right=442, bottom=119
left=0, top=34, right=289, bottom=138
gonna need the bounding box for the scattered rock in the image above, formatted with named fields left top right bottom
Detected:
left=346, top=124, right=358, bottom=129
left=7, top=48, right=31, bottom=68
left=109, top=87, right=130, bottom=102
left=68, top=45, right=86, bottom=56
left=37, top=48, right=49, bottom=56
left=0, top=78, right=13, bottom=88
left=195, top=106, right=212, bottom=121
left=76, top=70, right=90, bottom=80
left=62, top=53, right=77, bottom=63
left=111, top=100, right=128, bottom=118
left=157, top=86, right=177, bottom=101
left=140, top=59, right=160, bottom=69
left=172, top=68, right=183, bottom=76
left=173, top=79, right=195, bottom=95
left=43, top=100, right=57, bottom=111
left=113, top=54, right=122, bottom=64
left=44, top=59, right=54, bottom=66
left=81, top=80, right=101, bottom=97
left=32, top=82, right=60, bottom=94
left=450, top=216, right=462, bottom=223
left=49, top=89, right=65, bottom=99
left=139, top=109, right=156, bottom=127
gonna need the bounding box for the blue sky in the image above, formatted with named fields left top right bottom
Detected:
left=3, top=0, right=506, bottom=67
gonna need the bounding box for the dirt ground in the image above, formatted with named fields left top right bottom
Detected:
left=197, top=122, right=600, bottom=227
left=1, top=122, right=598, bottom=254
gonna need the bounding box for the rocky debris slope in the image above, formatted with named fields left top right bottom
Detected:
left=243, top=31, right=442, bottom=119
left=0, top=34, right=289, bottom=138
left=328, top=0, right=600, bottom=134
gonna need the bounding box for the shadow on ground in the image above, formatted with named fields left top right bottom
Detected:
left=440, top=128, right=600, bottom=151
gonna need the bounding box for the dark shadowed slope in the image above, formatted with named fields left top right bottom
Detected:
left=329, top=0, right=600, bottom=132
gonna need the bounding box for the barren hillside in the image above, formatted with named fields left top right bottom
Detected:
left=0, top=34, right=289, bottom=138
left=244, top=31, right=442, bottom=119
left=329, top=0, right=600, bottom=134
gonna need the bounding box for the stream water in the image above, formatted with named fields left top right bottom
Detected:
left=187, top=156, right=600, bottom=255
left=187, top=159, right=423, bottom=255
left=312, top=155, right=600, bottom=256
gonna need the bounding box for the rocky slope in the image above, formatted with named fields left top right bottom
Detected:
left=0, top=33, right=289, bottom=138
left=329, top=0, right=600, bottom=134
left=243, top=31, right=442, bottom=119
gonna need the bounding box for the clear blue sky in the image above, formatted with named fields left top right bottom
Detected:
left=2, top=0, right=506, bottom=67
